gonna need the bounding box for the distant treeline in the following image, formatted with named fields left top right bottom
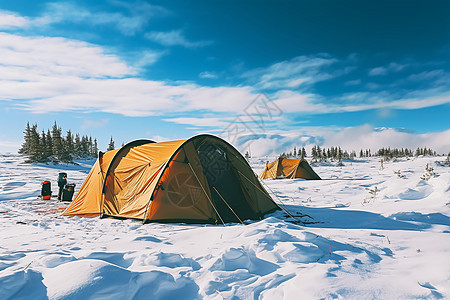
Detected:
left=18, top=122, right=104, bottom=164
left=279, top=145, right=439, bottom=161
left=280, top=146, right=357, bottom=161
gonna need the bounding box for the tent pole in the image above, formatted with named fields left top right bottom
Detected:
left=98, top=169, right=105, bottom=218
left=237, top=170, right=299, bottom=223
left=187, top=162, right=226, bottom=226
left=212, top=186, right=244, bottom=225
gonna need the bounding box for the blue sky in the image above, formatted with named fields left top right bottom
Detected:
left=0, top=0, right=449, bottom=155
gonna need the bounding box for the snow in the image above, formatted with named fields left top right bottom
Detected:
left=1, top=153, right=450, bottom=299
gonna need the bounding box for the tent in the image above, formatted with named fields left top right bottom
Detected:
left=259, top=158, right=321, bottom=180
left=63, top=135, right=279, bottom=224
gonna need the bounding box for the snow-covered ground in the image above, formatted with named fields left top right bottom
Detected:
left=1, top=153, right=449, bottom=299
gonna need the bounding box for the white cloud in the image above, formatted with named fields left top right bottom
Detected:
left=164, top=117, right=229, bottom=127
left=271, top=89, right=450, bottom=114
left=0, top=32, right=448, bottom=135
left=43, top=1, right=168, bottom=35
left=0, top=2, right=168, bottom=35
left=344, top=79, right=361, bottom=86
left=408, top=69, right=445, bottom=81
left=242, top=54, right=339, bottom=90
left=323, top=125, right=450, bottom=155
left=0, top=10, right=31, bottom=29
left=0, top=32, right=133, bottom=80
left=133, top=50, right=167, bottom=68
left=369, top=62, right=407, bottom=76
left=199, top=71, right=218, bottom=79
left=148, top=135, right=171, bottom=142
left=229, top=125, right=450, bottom=156
left=368, top=66, right=387, bottom=76
left=0, top=33, right=256, bottom=115
left=145, top=30, right=213, bottom=48
left=271, top=90, right=327, bottom=113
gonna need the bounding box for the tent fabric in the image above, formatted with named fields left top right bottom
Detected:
left=63, top=140, right=154, bottom=217
left=259, top=158, right=321, bottom=180
left=63, top=135, right=279, bottom=224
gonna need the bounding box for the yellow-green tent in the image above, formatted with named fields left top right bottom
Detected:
left=259, top=158, right=321, bottom=180
left=63, top=135, right=279, bottom=224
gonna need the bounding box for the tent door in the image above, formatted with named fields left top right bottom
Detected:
left=197, top=143, right=255, bottom=222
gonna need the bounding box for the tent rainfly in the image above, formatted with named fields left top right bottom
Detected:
left=63, top=135, right=280, bottom=224
left=259, top=158, right=321, bottom=180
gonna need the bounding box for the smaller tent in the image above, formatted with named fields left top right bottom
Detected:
left=259, top=158, right=321, bottom=180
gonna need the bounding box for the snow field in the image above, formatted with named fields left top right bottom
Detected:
left=1, top=153, right=449, bottom=299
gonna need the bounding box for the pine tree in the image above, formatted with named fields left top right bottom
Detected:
left=293, top=146, right=297, bottom=157
left=311, top=145, right=317, bottom=160
left=40, top=130, right=50, bottom=162
left=318, top=146, right=323, bottom=160
left=81, top=135, right=89, bottom=157
left=92, top=138, right=99, bottom=157
left=65, top=130, right=74, bottom=155
left=74, top=134, right=81, bottom=157
left=415, top=147, right=421, bottom=157
left=88, top=136, right=93, bottom=156
left=60, top=130, right=74, bottom=163
left=107, top=136, right=115, bottom=151
left=343, top=150, right=349, bottom=159
left=445, top=152, right=450, bottom=165
left=18, top=122, right=32, bottom=155
left=46, top=129, right=53, bottom=159
left=52, top=121, right=63, bottom=161
left=301, top=147, right=306, bottom=159
left=28, top=124, right=41, bottom=162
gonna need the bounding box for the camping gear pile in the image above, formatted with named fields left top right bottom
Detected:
left=40, top=173, right=76, bottom=202
left=57, top=172, right=76, bottom=201
left=63, top=135, right=280, bottom=224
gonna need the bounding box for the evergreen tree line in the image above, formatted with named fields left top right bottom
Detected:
left=311, top=146, right=357, bottom=161
left=280, top=145, right=356, bottom=161
left=374, top=147, right=436, bottom=159
left=279, top=145, right=439, bottom=162
left=18, top=122, right=100, bottom=163
left=375, top=147, right=413, bottom=159
left=279, top=146, right=307, bottom=159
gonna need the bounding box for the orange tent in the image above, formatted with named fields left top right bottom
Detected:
left=259, top=158, right=321, bottom=180
left=63, top=135, right=279, bottom=224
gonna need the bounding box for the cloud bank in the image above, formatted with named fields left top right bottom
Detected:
left=234, top=125, right=450, bottom=157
